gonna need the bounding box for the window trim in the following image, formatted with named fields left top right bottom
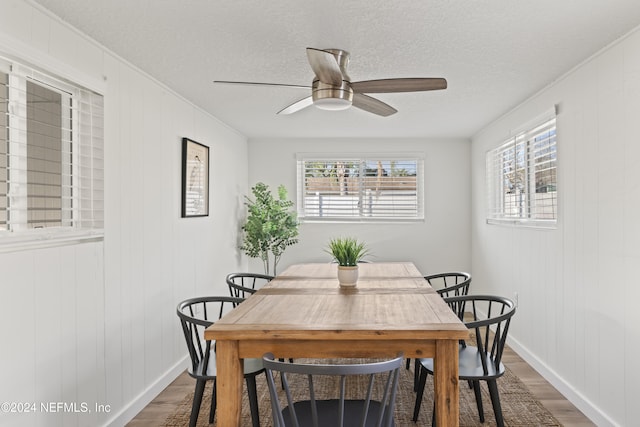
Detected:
left=296, top=152, right=425, bottom=223
left=485, top=107, right=558, bottom=229
left=0, top=53, right=104, bottom=251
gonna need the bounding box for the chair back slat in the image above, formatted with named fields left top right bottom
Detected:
left=362, top=374, right=375, bottom=426
left=338, top=375, right=346, bottom=426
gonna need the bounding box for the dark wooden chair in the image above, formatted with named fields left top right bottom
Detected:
left=408, top=272, right=472, bottom=382
left=412, top=294, right=516, bottom=427
left=177, top=296, right=263, bottom=427
left=425, top=271, right=471, bottom=295
left=263, top=353, right=403, bottom=427
left=226, top=272, right=273, bottom=300
left=227, top=274, right=294, bottom=368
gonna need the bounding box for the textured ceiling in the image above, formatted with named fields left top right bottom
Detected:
left=31, top=0, right=640, bottom=139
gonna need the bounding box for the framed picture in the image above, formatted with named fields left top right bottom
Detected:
left=181, top=137, right=210, bottom=217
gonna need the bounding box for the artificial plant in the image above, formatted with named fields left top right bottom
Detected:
left=326, top=237, right=370, bottom=266
left=240, top=182, right=299, bottom=275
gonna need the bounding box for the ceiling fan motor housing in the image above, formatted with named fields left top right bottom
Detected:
left=312, top=49, right=353, bottom=110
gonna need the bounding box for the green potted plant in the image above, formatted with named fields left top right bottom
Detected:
left=326, top=237, right=370, bottom=287
left=240, top=182, right=299, bottom=275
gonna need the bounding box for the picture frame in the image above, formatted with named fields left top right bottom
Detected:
left=181, top=137, right=210, bottom=217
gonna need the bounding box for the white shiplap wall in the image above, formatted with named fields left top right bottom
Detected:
left=0, top=1, right=249, bottom=426
left=471, top=26, right=640, bottom=427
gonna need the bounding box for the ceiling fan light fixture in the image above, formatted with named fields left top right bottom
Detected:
left=312, top=79, right=353, bottom=111
left=314, top=97, right=352, bottom=111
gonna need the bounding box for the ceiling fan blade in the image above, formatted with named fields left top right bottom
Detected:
left=306, top=48, right=343, bottom=86
left=277, top=96, right=314, bottom=115
left=352, top=93, right=397, bottom=117
left=213, top=80, right=310, bottom=89
left=352, top=77, right=447, bottom=93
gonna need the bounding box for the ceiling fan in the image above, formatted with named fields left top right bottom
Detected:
left=213, top=47, right=447, bottom=117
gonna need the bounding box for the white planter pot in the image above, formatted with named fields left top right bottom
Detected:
left=337, top=266, right=359, bottom=287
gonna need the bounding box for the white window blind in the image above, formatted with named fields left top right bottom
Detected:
left=297, top=154, right=424, bottom=222
left=486, top=112, right=557, bottom=226
left=0, top=56, right=104, bottom=239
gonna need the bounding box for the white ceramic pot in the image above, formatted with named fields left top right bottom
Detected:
left=337, top=265, right=359, bottom=287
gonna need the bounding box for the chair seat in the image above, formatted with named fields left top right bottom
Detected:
left=419, top=345, right=505, bottom=380
left=189, top=351, right=264, bottom=379
left=282, top=400, right=394, bottom=427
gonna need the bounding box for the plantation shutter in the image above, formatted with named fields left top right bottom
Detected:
left=486, top=110, right=557, bottom=225
left=0, top=58, right=104, bottom=233
left=297, top=154, right=424, bottom=221
left=0, top=69, right=8, bottom=229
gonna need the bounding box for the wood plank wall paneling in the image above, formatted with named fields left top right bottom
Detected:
left=0, top=2, right=249, bottom=426
left=471, top=25, right=640, bottom=427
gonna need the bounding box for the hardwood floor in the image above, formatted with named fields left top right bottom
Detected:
left=501, top=347, right=595, bottom=427
left=127, top=345, right=595, bottom=426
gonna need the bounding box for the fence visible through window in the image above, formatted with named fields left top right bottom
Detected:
left=298, top=156, right=424, bottom=222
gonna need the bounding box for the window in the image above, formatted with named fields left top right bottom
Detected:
left=486, top=111, right=557, bottom=227
left=0, top=56, right=104, bottom=245
left=297, top=154, right=424, bottom=222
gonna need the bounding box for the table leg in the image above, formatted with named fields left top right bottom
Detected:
left=433, top=339, right=459, bottom=427
left=215, top=340, right=243, bottom=427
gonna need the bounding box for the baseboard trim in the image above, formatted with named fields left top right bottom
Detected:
left=102, top=355, right=188, bottom=427
left=507, top=336, right=618, bottom=427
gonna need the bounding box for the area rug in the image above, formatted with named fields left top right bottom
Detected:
left=163, top=358, right=560, bottom=426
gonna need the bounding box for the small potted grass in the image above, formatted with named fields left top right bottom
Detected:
left=326, top=237, right=370, bottom=287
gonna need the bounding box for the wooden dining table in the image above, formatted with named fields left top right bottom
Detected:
left=205, top=262, right=469, bottom=426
